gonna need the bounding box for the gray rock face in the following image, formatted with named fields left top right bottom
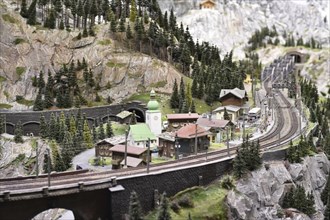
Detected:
left=0, top=1, right=182, bottom=109
left=226, top=154, right=330, bottom=220
left=159, top=0, right=330, bottom=59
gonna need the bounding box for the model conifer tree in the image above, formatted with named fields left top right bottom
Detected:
left=128, top=191, right=143, bottom=220
left=106, top=120, right=114, bottom=138
left=170, top=79, right=179, bottom=109
left=39, top=114, right=48, bottom=139
left=14, top=121, right=24, bottom=143
left=157, top=192, right=171, bottom=220
left=0, top=114, right=4, bottom=134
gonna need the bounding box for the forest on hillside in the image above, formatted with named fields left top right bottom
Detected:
left=14, top=0, right=262, bottom=111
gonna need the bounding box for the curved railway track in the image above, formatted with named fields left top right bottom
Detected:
left=0, top=74, right=301, bottom=192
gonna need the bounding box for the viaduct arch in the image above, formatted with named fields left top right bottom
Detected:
left=0, top=148, right=286, bottom=219
left=1, top=102, right=147, bottom=135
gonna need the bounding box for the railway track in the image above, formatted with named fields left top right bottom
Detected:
left=0, top=68, right=301, bottom=193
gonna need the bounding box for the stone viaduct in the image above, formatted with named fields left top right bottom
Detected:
left=0, top=101, right=147, bottom=135
left=0, top=149, right=287, bottom=220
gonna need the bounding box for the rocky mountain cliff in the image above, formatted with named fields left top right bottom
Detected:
left=0, top=0, right=181, bottom=110
left=158, top=0, right=330, bottom=59
left=227, top=153, right=330, bottom=220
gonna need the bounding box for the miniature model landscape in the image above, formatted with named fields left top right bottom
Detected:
left=0, top=0, right=329, bottom=219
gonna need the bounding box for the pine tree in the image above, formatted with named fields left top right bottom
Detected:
left=0, top=114, right=4, bottom=134
left=322, top=174, right=330, bottom=205
left=27, top=0, right=37, bottom=25
left=33, top=90, right=44, bottom=111
left=39, top=114, right=48, bottom=139
left=130, top=0, right=137, bottom=22
left=126, top=23, right=133, bottom=39
left=83, top=120, right=93, bottom=148
left=185, top=83, right=192, bottom=110
left=191, top=77, right=198, bottom=98
left=53, top=146, right=66, bottom=172
left=170, top=79, right=179, bottom=109
left=49, top=113, right=57, bottom=140
left=325, top=193, right=330, bottom=220
left=110, top=14, right=117, bottom=33
left=282, top=187, right=294, bottom=208
left=128, top=191, right=143, bottom=220
left=191, top=100, right=196, bottom=113
left=20, top=0, right=28, bottom=18
left=233, top=149, right=247, bottom=179
left=61, top=131, right=74, bottom=170
left=106, top=120, right=114, bottom=138
left=14, top=121, right=24, bottom=143
left=43, top=151, right=53, bottom=173
left=223, top=108, right=230, bottom=120
left=99, top=122, right=105, bottom=140
left=157, top=192, right=172, bottom=220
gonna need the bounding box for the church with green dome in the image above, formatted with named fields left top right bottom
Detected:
left=146, top=90, right=162, bottom=136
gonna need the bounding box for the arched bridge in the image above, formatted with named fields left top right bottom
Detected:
left=0, top=101, right=147, bottom=135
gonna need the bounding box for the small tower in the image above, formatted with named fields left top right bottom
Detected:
left=146, top=90, right=162, bottom=136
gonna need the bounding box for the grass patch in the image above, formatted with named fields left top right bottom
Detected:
left=16, top=97, right=34, bottom=106
left=151, top=157, right=174, bottom=164
left=209, top=142, right=226, bottom=151
left=106, top=61, right=126, bottom=68
left=112, top=122, right=128, bottom=136
left=16, top=66, right=26, bottom=79
left=2, top=14, right=17, bottom=24
left=88, top=156, right=112, bottom=166
left=13, top=38, right=26, bottom=45
left=145, top=181, right=228, bottom=220
left=0, top=76, right=6, bottom=83
left=150, top=80, right=167, bottom=88
left=98, top=39, right=112, bottom=46
left=124, top=92, right=150, bottom=103
left=0, top=103, right=12, bottom=109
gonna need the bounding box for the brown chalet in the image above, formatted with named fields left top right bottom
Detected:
left=200, top=0, right=216, bottom=9
left=110, top=144, right=148, bottom=169
left=219, top=88, right=248, bottom=107
left=95, top=135, right=125, bottom=157
left=166, top=113, right=200, bottom=131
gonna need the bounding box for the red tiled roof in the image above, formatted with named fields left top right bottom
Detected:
left=197, top=118, right=230, bottom=128
left=167, top=113, right=199, bottom=120
left=176, top=124, right=210, bottom=139
left=110, top=145, right=147, bottom=155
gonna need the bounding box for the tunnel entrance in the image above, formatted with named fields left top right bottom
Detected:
left=127, top=108, right=145, bottom=122
left=290, top=54, right=301, bottom=63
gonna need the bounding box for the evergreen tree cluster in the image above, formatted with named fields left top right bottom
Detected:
left=246, top=25, right=278, bottom=51
left=323, top=173, right=330, bottom=220
left=233, top=138, right=262, bottom=179
left=286, top=136, right=316, bottom=163
left=282, top=185, right=315, bottom=216
left=32, top=58, right=104, bottom=111
left=0, top=114, right=5, bottom=135
left=299, top=79, right=330, bottom=157
left=285, top=35, right=322, bottom=49
left=14, top=121, right=24, bottom=143
left=39, top=110, right=113, bottom=171
left=128, top=190, right=171, bottom=220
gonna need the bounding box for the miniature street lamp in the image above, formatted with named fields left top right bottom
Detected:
left=175, top=134, right=181, bottom=160
left=45, top=148, right=51, bottom=187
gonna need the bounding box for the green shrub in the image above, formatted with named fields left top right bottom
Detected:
left=220, top=175, right=235, bottom=190
left=16, top=67, right=26, bottom=79
left=170, top=201, right=180, bottom=213
left=178, top=195, right=194, bottom=208
left=13, top=38, right=25, bottom=45
left=2, top=14, right=17, bottom=24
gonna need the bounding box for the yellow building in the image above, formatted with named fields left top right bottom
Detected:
left=200, top=0, right=216, bottom=9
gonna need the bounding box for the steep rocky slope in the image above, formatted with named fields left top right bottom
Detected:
left=0, top=0, right=181, bottom=110
left=159, top=0, right=330, bottom=59
left=227, top=153, right=330, bottom=220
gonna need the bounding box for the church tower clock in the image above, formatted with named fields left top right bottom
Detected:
left=146, top=90, right=162, bottom=135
